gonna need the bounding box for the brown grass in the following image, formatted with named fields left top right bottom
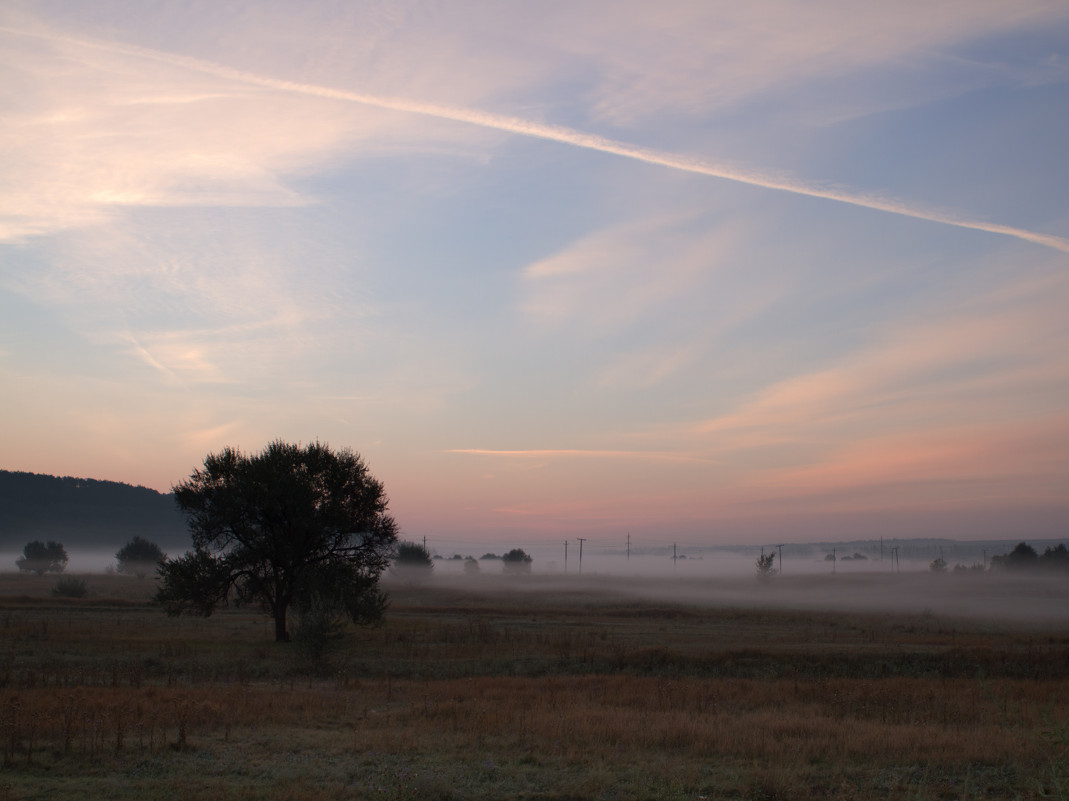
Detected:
left=0, top=572, right=1067, bottom=800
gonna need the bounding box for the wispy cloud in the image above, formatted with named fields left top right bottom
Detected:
left=447, top=448, right=710, bottom=463
left=4, top=24, right=1067, bottom=253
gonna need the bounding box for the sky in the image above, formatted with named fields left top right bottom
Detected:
left=2, top=1, right=1068, bottom=552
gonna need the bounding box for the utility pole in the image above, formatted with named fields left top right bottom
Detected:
left=672, top=543, right=677, bottom=574
left=832, top=547, right=836, bottom=574
left=626, top=532, right=630, bottom=561
left=776, top=544, right=784, bottom=575
left=564, top=540, right=568, bottom=574
left=577, top=537, right=586, bottom=575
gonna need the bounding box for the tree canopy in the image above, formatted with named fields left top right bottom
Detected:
left=16, top=540, right=68, bottom=575
left=156, top=441, right=398, bottom=641
left=116, top=536, right=166, bottom=578
left=502, top=548, right=533, bottom=573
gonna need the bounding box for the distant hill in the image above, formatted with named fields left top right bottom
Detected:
left=0, top=470, right=191, bottom=552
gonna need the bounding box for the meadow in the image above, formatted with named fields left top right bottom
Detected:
left=0, top=569, right=1067, bottom=800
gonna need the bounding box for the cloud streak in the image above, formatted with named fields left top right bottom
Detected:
left=447, top=448, right=710, bottom=463
left=6, top=24, right=1068, bottom=254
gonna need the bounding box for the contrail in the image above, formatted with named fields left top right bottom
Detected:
left=7, top=24, right=1069, bottom=254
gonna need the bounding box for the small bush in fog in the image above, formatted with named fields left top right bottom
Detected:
left=52, top=576, right=88, bottom=598
left=929, top=557, right=947, bottom=573
left=755, top=552, right=776, bottom=581
left=464, top=556, right=480, bottom=574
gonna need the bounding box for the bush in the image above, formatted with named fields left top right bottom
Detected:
left=52, top=577, right=88, bottom=598
left=929, top=557, right=947, bottom=573
left=755, top=552, right=776, bottom=581
left=292, top=594, right=347, bottom=673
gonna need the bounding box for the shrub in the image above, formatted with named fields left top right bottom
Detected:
left=52, top=577, right=88, bottom=598
left=292, top=593, right=347, bottom=673
left=755, top=552, right=776, bottom=581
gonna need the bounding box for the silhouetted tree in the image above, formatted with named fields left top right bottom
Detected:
left=929, top=556, right=948, bottom=573
left=156, top=441, right=398, bottom=642
left=1001, top=542, right=1039, bottom=571
left=1040, top=544, right=1069, bottom=572
left=116, top=536, right=166, bottom=578
left=502, top=548, right=533, bottom=573
left=16, top=540, right=68, bottom=575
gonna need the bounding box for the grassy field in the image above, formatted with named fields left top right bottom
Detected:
left=0, top=570, right=1067, bottom=800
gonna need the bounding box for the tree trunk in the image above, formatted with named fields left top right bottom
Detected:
left=274, top=607, right=289, bottom=642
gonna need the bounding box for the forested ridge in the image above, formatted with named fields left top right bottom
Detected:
left=0, top=470, right=189, bottom=551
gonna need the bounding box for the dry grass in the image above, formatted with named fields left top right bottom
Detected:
left=0, top=571, right=1067, bottom=800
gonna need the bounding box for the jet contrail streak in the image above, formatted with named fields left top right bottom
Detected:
left=7, top=25, right=1069, bottom=254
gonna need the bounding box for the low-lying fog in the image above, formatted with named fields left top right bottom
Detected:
left=4, top=542, right=1066, bottom=625
left=409, top=554, right=1069, bottom=625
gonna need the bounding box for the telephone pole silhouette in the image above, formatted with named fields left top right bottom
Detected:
left=576, top=538, right=587, bottom=574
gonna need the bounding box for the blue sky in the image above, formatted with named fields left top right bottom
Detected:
left=2, top=1, right=1067, bottom=550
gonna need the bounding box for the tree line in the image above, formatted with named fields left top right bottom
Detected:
left=929, top=541, right=1068, bottom=573
left=988, top=541, right=1069, bottom=572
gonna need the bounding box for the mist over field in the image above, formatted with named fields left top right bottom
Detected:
left=6, top=536, right=1066, bottom=626
left=395, top=538, right=1069, bottom=624
left=392, top=567, right=1069, bottom=626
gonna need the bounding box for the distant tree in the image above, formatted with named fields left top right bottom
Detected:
left=463, top=556, right=480, bottom=574
left=156, top=441, right=398, bottom=642
left=755, top=552, right=776, bottom=581
left=391, top=541, right=433, bottom=581
left=16, top=540, right=68, bottom=575
left=501, top=548, right=533, bottom=573
left=480, top=553, right=501, bottom=561
left=1001, top=542, right=1039, bottom=571
left=929, top=556, right=948, bottom=573
left=115, top=536, right=166, bottom=579
left=1040, top=544, right=1069, bottom=572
